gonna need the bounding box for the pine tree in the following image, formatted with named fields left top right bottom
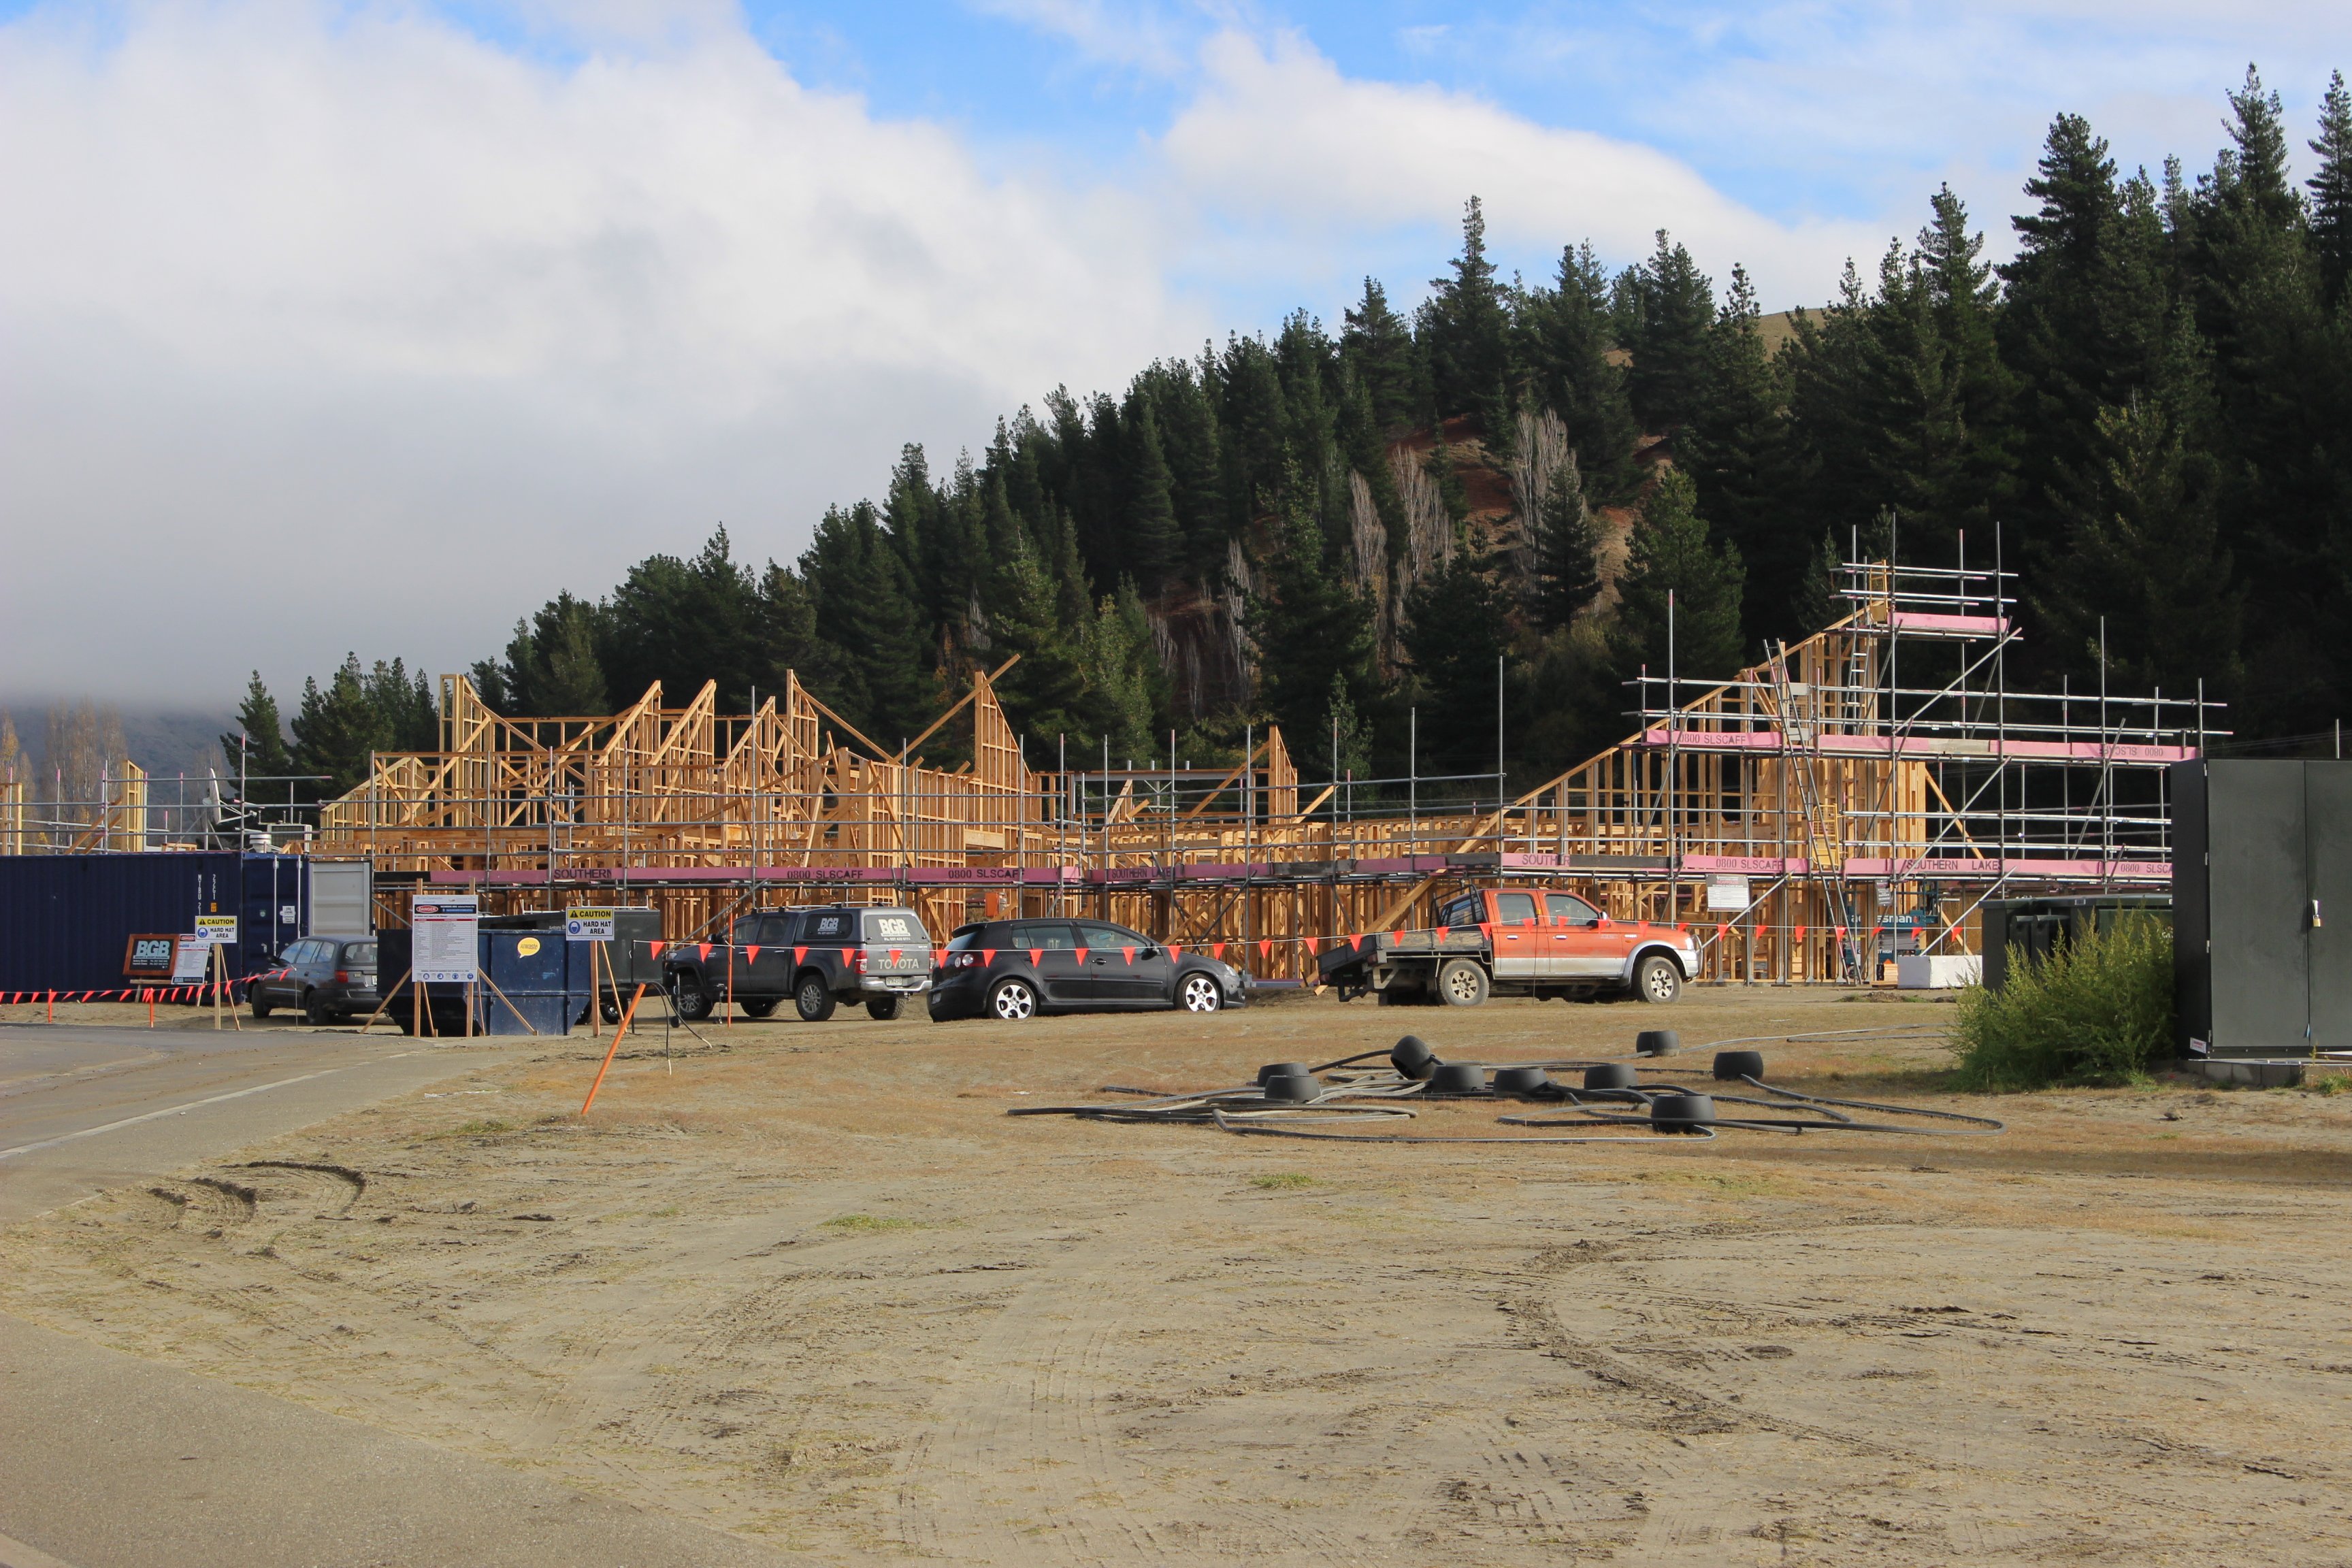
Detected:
left=2314, top=70, right=2352, bottom=307
left=1424, top=417, right=1471, bottom=524
left=1400, top=548, right=1514, bottom=777
left=486, top=592, right=608, bottom=715
left=1418, top=197, right=1514, bottom=437
left=1341, top=276, right=1423, bottom=434
left=1526, top=458, right=1601, bottom=632
left=2030, top=393, right=2245, bottom=696
left=1336, top=365, right=1409, bottom=553
left=1249, top=484, right=1379, bottom=749
left=755, top=564, right=849, bottom=708
left=1627, top=231, right=1715, bottom=431
left=290, top=655, right=388, bottom=798
left=1122, top=397, right=1183, bottom=591
left=1529, top=242, right=1640, bottom=499
left=800, top=502, right=931, bottom=745
left=1682, top=263, right=1794, bottom=645
left=1218, top=333, right=1291, bottom=523
left=1324, top=670, right=1370, bottom=783
left=1999, top=113, right=2172, bottom=553
left=1791, top=530, right=1849, bottom=634
left=986, top=529, right=1090, bottom=743
left=1135, top=361, right=1226, bottom=573
left=222, top=673, right=293, bottom=781
left=363, top=659, right=436, bottom=751
left=1609, top=470, right=1746, bottom=685
left=600, top=528, right=768, bottom=710
left=1075, top=581, right=1163, bottom=761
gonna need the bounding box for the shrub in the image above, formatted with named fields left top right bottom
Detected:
left=1952, top=915, right=2174, bottom=1090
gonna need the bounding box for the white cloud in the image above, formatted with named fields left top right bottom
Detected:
left=0, top=0, right=1200, bottom=704
left=1160, top=30, right=1887, bottom=306
left=1, top=4, right=1916, bottom=706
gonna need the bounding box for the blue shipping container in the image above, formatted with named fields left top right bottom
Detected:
left=0, top=853, right=308, bottom=994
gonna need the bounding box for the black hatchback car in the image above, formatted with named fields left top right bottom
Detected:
left=250, top=936, right=379, bottom=1024
left=927, top=918, right=1248, bottom=1021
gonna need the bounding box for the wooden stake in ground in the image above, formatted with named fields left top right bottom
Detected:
left=580, top=983, right=647, bottom=1115
left=357, top=968, right=410, bottom=1035
left=476, top=970, right=540, bottom=1036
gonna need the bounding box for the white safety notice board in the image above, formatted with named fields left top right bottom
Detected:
left=412, top=895, right=480, bottom=983
left=565, top=906, right=616, bottom=942
left=171, top=938, right=214, bottom=983
left=193, top=915, right=239, bottom=945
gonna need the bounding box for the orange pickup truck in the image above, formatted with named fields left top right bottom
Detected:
left=1316, top=886, right=1699, bottom=1006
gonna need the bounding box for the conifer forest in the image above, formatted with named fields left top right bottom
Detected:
left=235, top=71, right=2352, bottom=802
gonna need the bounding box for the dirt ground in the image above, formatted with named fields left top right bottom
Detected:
left=7, top=985, right=2352, bottom=1565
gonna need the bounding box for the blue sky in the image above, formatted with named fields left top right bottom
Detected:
left=3, top=0, right=2348, bottom=704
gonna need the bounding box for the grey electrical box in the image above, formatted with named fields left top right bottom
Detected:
left=2171, top=760, right=2351, bottom=1058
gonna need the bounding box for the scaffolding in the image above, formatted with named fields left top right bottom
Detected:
left=12, top=556, right=2221, bottom=985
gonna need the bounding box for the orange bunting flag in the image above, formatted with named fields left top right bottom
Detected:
left=981, top=949, right=996, bottom=966
left=1834, top=926, right=1848, bottom=940
left=1435, top=926, right=1450, bottom=941
left=1074, top=947, right=1089, bottom=963
left=745, top=945, right=760, bottom=964
left=889, top=949, right=902, bottom=964
left=1122, top=946, right=1135, bottom=964
left=793, top=946, right=807, bottom=964
left=1716, top=924, right=1730, bottom=940
left=697, top=942, right=712, bottom=962
left=1350, top=934, right=1364, bottom=951
left=649, top=941, right=666, bottom=960
left=1258, top=939, right=1273, bottom=960
left=1211, top=942, right=1226, bottom=959
left=1794, top=926, right=1808, bottom=943
left=1166, top=944, right=1182, bottom=962
left=1477, top=922, right=1493, bottom=941
left=1028, top=948, right=1044, bottom=966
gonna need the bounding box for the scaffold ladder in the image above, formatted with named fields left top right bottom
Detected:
left=1773, top=641, right=1861, bottom=983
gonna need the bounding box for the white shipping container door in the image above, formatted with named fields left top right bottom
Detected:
left=306, top=861, right=374, bottom=935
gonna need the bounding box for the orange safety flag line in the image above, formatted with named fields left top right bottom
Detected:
left=649, top=941, right=666, bottom=960
left=981, top=949, right=996, bottom=966
left=1795, top=925, right=1808, bottom=942
left=794, top=946, right=808, bottom=964
left=745, top=945, right=760, bottom=964
left=1121, top=947, right=1134, bottom=964
left=1435, top=926, right=1450, bottom=941
left=1074, top=947, right=1089, bottom=962
left=697, top=942, right=712, bottom=962
left=1211, top=942, right=1226, bottom=959
left=1028, top=948, right=1044, bottom=966
left=1165, top=944, right=1181, bottom=962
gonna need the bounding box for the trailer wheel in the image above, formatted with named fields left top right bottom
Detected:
left=1436, top=959, right=1490, bottom=1007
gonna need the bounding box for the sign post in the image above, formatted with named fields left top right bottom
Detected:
left=412, top=896, right=480, bottom=1040
left=568, top=907, right=615, bottom=1039
left=193, top=916, right=239, bottom=1030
